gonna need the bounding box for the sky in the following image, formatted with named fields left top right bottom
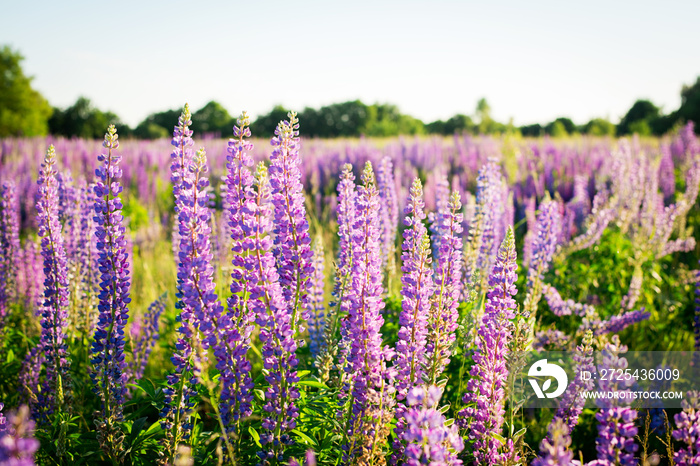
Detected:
left=3, top=0, right=700, bottom=128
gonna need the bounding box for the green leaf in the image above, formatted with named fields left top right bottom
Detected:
left=248, top=426, right=261, bottom=448
left=297, top=380, right=328, bottom=389
left=292, top=428, right=317, bottom=446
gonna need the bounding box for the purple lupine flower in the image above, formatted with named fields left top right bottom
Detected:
left=526, top=199, right=562, bottom=291
left=695, top=265, right=700, bottom=356
left=342, top=162, right=395, bottom=461
left=75, top=181, right=100, bottom=334
left=591, top=309, right=650, bottom=336
left=90, top=125, right=131, bottom=458
left=17, top=240, right=43, bottom=316
left=246, top=163, right=300, bottom=463
left=288, top=450, right=317, bottom=466
left=307, top=237, right=326, bottom=360
left=36, top=145, right=72, bottom=419
left=18, top=346, right=44, bottom=415
left=126, top=293, right=167, bottom=387
left=532, top=329, right=571, bottom=351
left=672, top=390, right=700, bottom=465
left=377, top=156, right=399, bottom=269
left=428, top=175, right=451, bottom=265
left=659, top=144, right=676, bottom=203
left=269, top=111, right=313, bottom=333
left=594, top=336, right=638, bottom=466
left=217, top=112, right=256, bottom=438
left=0, top=180, right=20, bottom=322
left=169, top=103, right=194, bottom=258
left=395, top=178, right=434, bottom=397
left=542, top=284, right=595, bottom=318
left=402, top=386, right=463, bottom=466
left=318, top=164, right=356, bottom=382
left=460, top=227, right=518, bottom=465
left=0, top=404, right=5, bottom=436
left=620, top=265, right=643, bottom=310
left=163, top=145, right=227, bottom=462
left=0, top=406, right=39, bottom=466
left=426, top=190, right=463, bottom=384
left=532, top=418, right=574, bottom=466
left=551, top=331, right=594, bottom=434
left=392, top=178, right=435, bottom=462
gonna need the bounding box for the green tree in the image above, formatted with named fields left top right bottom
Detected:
left=192, top=101, right=234, bottom=136
left=545, top=117, right=576, bottom=136
left=49, top=96, right=125, bottom=138
left=0, top=46, right=52, bottom=137
left=133, top=108, right=181, bottom=139
left=583, top=118, right=616, bottom=136
left=677, top=77, right=700, bottom=133
left=618, top=99, right=660, bottom=135
left=520, top=123, right=543, bottom=137
left=476, top=97, right=493, bottom=134
left=250, top=105, right=291, bottom=138
left=426, top=114, right=475, bottom=135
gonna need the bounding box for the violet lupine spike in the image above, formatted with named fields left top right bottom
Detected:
left=620, top=264, right=643, bottom=310
left=217, top=111, right=256, bottom=437
left=0, top=180, right=21, bottom=323
left=532, top=418, right=574, bottom=466
left=591, top=309, right=650, bottom=336
left=428, top=175, right=451, bottom=266
left=127, top=293, right=167, bottom=387
left=269, top=111, right=313, bottom=334
left=169, top=103, right=194, bottom=259
left=526, top=199, right=562, bottom=295
left=18, top=346, right=44, bottom=415
left=17, top=239, right=43, bottom=316
left=532, top=329, right=571, bottom=351
left=307, top=237, right=326, bottom=360
left=0, top=404, right=5, bottom=436
left=426, top=190, right=463, bottom=385
left=594, top=336, right=638, bottom=466
left=36, top=145, right=72, bottom=419
left=163, top=145, right=228, bottom=462
left=160, top=108, right=202, bottom=459
left=318, top=164, right=356, bottom=382
left=75, top=181, right=100, bottom=335
left=551, top=331, right=594, bottom=434
left=672, top=390, right=700, bottom=465
left=401, top=386, right=464, bottom=466
left=395, top=178, right=434, bottom=400
left=459, top=227, right=518, bottom=466
left=90, top=125, right=131, bottom=460
left=392, top=179, right=435, bottom=463
left=695, top=265, right=700, bottom=357
left=542, top=284, right=595, bottom=318
left=342, top=162, right=394, bottom=462
left=377, top=156, right=399, bottom=269
left=659, top=144, right=676, bottom=203
left=0, top=405, right=40, bottom=466
left=246, top=163, right=300, bottom=463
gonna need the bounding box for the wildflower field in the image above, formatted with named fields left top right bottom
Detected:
left=1, top=106, right=699, bottom=465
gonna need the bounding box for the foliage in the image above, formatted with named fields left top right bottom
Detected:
left=0, top=46, right=52, bottom=137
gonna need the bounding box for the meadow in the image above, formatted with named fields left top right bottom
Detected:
left=0, top=107, right=699, bottom=466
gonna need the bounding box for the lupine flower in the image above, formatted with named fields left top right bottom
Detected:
left=428, top=175, right=450, bottom=265
left=17, top=239, right=43, bottom=316
left=525, top=199, right=562, bottom=314
left=73, top=181, right=100, bottom=336
left=460, top=227, right=518, bottom=465
left=90, top=125, right=131, bottom=459
left=36, top=145, right=72, bottom=419
left=672, top=390, right=700, bottom=465
left=621, top=264, right=643, bottom=310
left=392, top=178, right=435, bottom=462
left=532, top=418, right=573, bottom=466
left=594, top=336, right=638, bottom=466
left=269, top=111, right=313, bottom=332
left=307, top=237, right=326, bottom=360
left=426, top=191, right=463, bottom=384
left=318, top=164, right=356, bottom=382
left=402, top=386, right=463, bottom=466
left=543, top=284, right=595, bottom=318
left=163, top=143, right=227, bottom=461
left=0, top=406, right=39, bottom=466
left=0, top=180, right=20, bottom=322
left=0, top=404, right=5, bottom=436
left=169, top=104, right=194, bottom=258
left=246, top=163, right=300, bottom=463
left=127, top=293, right=167, bottom=387
left=590, top=309, right=650, bottom=336
left=342, top=162, right=395, bottom=462
left=659, top=144, right=676, bottom=203
left=18, top=346, right=44, bottom=415
left=217, top=112, right=256, bottom=439
left=551, top=331, right=594, bottom=434
left=287, top=450, right=317, bottom=466
left=532, top=329, right=571, bottom=351
left=377, top=156, right=399, bottom=269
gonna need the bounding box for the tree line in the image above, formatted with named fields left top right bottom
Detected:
left=2, top=45, right=699, bottom=139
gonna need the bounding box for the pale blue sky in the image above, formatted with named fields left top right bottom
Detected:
left=3, top=0, right=699, bottom=128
